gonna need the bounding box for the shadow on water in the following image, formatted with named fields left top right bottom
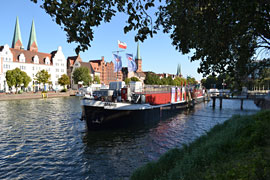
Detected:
left=80, top=104, right=203, bottom=180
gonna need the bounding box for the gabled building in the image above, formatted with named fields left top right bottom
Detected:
left=67, top=55, right=124, bottom=87
left=0, top=17, right=67, bottom=92
left=67, top=54, right=95, bottom=89
left=90, top=56, right=122, bottom=85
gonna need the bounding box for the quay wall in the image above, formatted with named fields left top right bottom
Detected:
left=0, top=90, right=76, bottom=101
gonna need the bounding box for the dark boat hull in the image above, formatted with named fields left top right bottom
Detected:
left=80, top=98, right=203, bottom=130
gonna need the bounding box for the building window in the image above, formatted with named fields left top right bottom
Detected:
left=19, top=53, right=25, bottom=63
left=33, top=55, right=39, bottom=64
left=56, top=69, right=59, bottom=72
left=3, top=64, right=10, bottom=69
left=20, top=66, right=26, bottom=70
left=61, top=69, right=64, bottom=72
left=32, top=67, right=35, bottom=70
left=45, top=57, right=50, bottom=65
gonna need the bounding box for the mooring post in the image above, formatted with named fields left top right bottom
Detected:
left=212, top=97, right=216, bottom=109
left=220, top=97, right=223, bottom=109
left=240, top=99, right=243, bottom=110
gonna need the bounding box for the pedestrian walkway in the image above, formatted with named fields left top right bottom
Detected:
left=0, top=90, right=76, bottom=101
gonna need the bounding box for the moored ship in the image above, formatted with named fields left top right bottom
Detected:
left=80, top=81, right=206, bottom=129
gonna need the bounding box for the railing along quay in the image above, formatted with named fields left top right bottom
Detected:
left=210, top=92, right=267, bottom=110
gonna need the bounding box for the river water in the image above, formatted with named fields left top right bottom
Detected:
left=0, top=97, right=260, bottom=179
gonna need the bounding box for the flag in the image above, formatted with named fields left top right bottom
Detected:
left=113, top=54, right=122, bottom=72
left=126, top=53, right=137, bottom=72
left=118, top=40, right=127, bottom=49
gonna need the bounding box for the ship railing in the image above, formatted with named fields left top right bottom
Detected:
left=141, top=85, right=173, bottom=95
left=129, top=84, right=195, bottom=95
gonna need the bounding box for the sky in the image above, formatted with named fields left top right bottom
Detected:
left=0, top=0, right=203, bottom=80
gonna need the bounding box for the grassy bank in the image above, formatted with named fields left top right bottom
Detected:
left=131, top=110, right=270, bottom=180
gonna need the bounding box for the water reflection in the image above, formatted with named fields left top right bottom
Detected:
left=0, top=97, right=260, bottom=180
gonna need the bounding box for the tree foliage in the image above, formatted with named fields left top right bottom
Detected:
left=130, top=77, right=140, bottom=82
left=94, top=75, right=100, bottom=84
left=31, top=0, right=270, bottom=80
left=124, top=78, right=131, bottom=85
left=125, top=76, right=140, bottom=84
left=72, top=67, right=92, bottom=85
left=6, top=68, right=32, bottom=93
left=35, top=70, right=51, bottom=86
left=144, top=72, right=197, bottom=86
left=21, top=71, right=32, bottom=88
left=144, top=72, right=161, bottom=85
left=157, top=0, right=270, bottom=82
left=174, top=77, right=186, bottom=86
left=187, top=76, right=197, bottom=85
left=30, top=0, right=157, bottom=54
left=201, top=74, right=231, bottom=89
left=58, top=74, right=70, bottom=89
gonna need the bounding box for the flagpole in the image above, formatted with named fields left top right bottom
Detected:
left=113, top=40, right=126, bottom=100
left=117, top=45, right=119, bottom=82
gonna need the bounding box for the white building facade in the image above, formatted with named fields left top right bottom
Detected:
left=0, top=17, right=67, bottom=92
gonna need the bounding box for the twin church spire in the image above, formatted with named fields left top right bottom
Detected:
left=12, top=17, right=23, bottom=49
left=12, top=17, right=38, bottom=52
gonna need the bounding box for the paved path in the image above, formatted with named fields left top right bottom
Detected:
left=0, top=90, right=76, bottom=101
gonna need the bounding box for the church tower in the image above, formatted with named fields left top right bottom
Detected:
left=135, top=42, right=142, bottom=72
left=27, top=19, right=38, bottom=52
left=176, top=64, right=182, bottom=77
left=12, top=16, right=23, bottom=49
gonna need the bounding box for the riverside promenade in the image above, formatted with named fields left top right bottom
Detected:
left=0, top=90, right=76, bottom=101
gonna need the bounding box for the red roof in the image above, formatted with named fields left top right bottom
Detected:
left=10, top=48, right=52, bottom=65
left=67, top=55, right=82, bottom=67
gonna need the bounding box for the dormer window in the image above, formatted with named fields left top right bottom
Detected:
left=33, top=55, right=39, bottom=64
left=19, top=53, right=25, bottom=63
left=44, top=57, right=50, bottom=65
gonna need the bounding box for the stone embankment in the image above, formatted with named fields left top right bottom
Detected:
left=0, top=90, right=76, bottom=101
